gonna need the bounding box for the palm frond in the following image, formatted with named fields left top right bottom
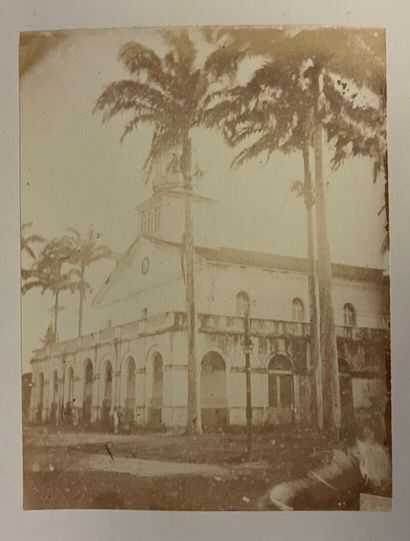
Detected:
left=231, top=131, right=279, bottom=169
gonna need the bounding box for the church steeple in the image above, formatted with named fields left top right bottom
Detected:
left=151, top=146, right=184, bottom=193
left=135, top=146, right=218, bottom=247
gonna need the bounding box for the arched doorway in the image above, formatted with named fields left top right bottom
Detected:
left=150, top=353, right=163, bottom=427
left=83, top=360, right=93, bottom=423
left=50, top=370, right=59, bottom=423
left=267, top=355, right=294, bottom=425
left=37, top=372, right=45, bottom=423
left=102, top=361, right=113, bottom=425
left=339, top=358, right=354, bottom=434
left=200, top=352, right=228, bottom=431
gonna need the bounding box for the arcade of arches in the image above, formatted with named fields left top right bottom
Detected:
left=30, top=337, right=384, bottom=431
left=31, top=350, right=301, bottom=429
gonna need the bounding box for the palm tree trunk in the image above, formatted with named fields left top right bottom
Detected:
left=53, top=290, right=60, bottom=342
left=313, top=122, right=341, bottom=436
left=303, top=146, right=323, bottom=430
left=181, top=135, right=202, bottom=435
left=78, top=265, right=85, bottom=337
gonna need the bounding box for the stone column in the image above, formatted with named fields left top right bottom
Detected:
left=228, top=367, right=247, bottom=426
left=91, top=373, right=100, bottom=422
left=56, top=375, right=65, bottom=424
left=135, top=366, right=146, bottom=426
left=113, top=336, right=122, bottom=411
left=72, top=375, right=80, bottom=423
left=43, top=379, right=50, bottom=423
left=29, top=376, right=37, bottom=423
left=114, top=370, right=122, bottom=414
left=162, top=364, right=187, bottom=428
left=91, top=346, right=99, bottom=422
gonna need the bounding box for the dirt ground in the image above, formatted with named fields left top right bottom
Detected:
left=23, top=425, right=360, bottom=511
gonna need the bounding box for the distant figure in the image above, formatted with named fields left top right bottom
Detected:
left=118, top=407, right=123, bottom=428
left=65, top=400, right=72, bottom=422
left=113, top=408, right=120, bottom=434
left=72, top=402, right=79, bottom=427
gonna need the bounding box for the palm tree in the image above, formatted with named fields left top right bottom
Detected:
left=64, top=228, right=114, bottom=337
left=284, top=29, right=386, bottom=433
left=261, top=28, right=386, bottom=435
left=22, top=237, right=76, bottom=341
left=325, top=79, right=388, bottom=253
left=205, top=59, right=324, bottom=428
left=21, top=222, right=44, bottom=282
left=93, top=30, right=245, bottom=435
left=206, top=27, right=386, bottom=434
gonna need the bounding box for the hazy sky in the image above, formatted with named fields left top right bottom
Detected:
left=20, top=27, right=387, bottom=372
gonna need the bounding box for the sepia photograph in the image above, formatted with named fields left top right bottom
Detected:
left=20, top=25, right=392, bottom=511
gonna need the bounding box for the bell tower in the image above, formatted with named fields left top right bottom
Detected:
left=136, top=146, right=217, bottom=247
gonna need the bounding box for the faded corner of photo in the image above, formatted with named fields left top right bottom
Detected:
left=20, top=25, right=391, bottom=512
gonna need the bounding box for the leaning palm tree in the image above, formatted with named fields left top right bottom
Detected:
left=22, top=236, right=76, bottom=341
left=21, top=222, right=44, bottom=282
left=93, top=30, right=245, bottom=435
left=64, top=228, right=115, bottom=337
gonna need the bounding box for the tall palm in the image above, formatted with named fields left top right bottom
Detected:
left=263, top=28, right=386, bottom=434
left=93, top=30, right=245, bottom=435
left=22, top=237, right=76, bottom=341
left=205, top=59, right=324, bottom=428
left=21, top=222, right=44, bottom=282
left=64, top=228, right=115, bottom=337
left=206, top=27, right=386, bottom=433
left=285, top=29, right=386, bottom=434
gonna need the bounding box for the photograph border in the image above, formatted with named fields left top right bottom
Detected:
left=1, top=1, right=410, bottom=540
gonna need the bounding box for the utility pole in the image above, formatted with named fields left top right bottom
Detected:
left=243, top=306, right=253, bottom=460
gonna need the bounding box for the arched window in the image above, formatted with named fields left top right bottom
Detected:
left=236, top=291, right=250, bottom=317
left=292, top=298, right=305, bottom=322
left=343, top=303, right=356, bottom=327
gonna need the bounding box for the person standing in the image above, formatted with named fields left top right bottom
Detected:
left=113, top=407, right=119, bottom=434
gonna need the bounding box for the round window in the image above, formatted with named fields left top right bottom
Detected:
left=141, top=256, right=150, bottom=275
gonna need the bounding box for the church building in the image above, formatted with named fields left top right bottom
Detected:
left=29, top=151, right=390, bottom=432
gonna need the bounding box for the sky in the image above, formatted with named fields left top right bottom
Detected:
left=20, top=27, right=387, bottom=373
